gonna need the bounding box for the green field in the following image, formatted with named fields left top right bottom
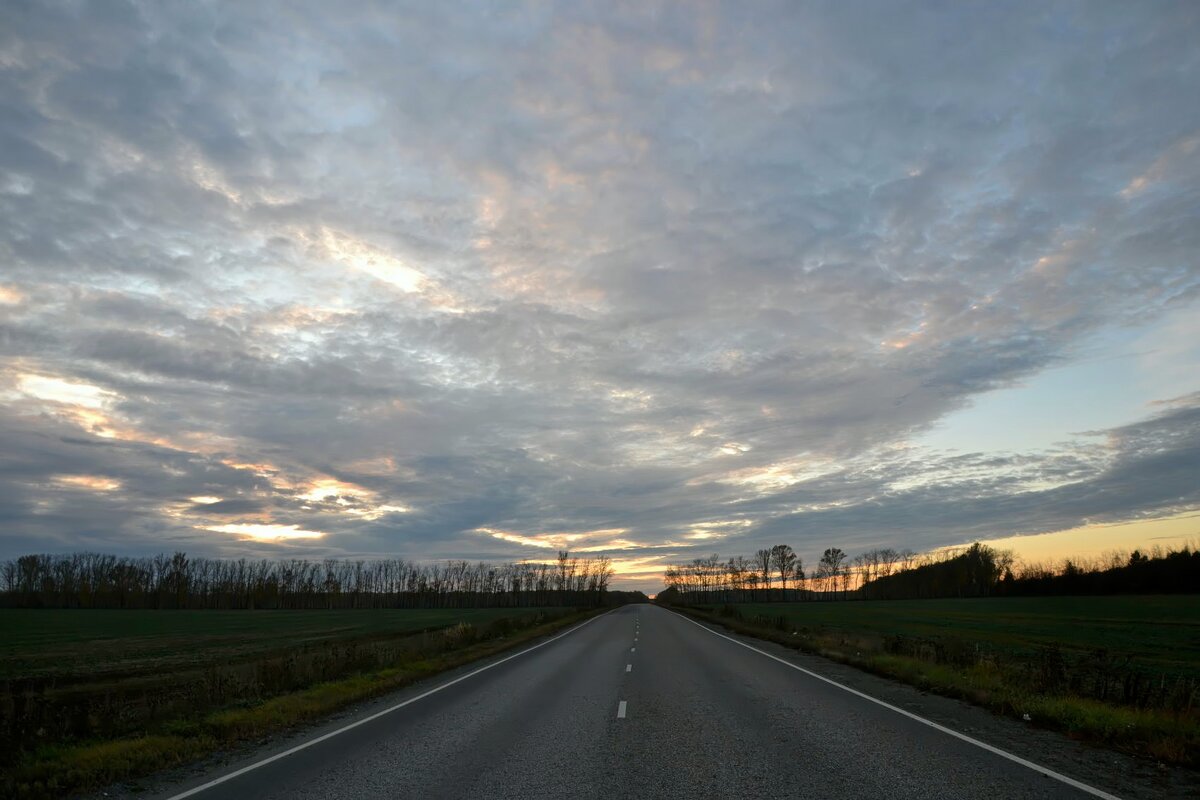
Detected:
left=700, top=596, right=1200, bottom=679
left=0, top=608, right=548, bottom=681
left=0, top=607, right=576, bottom=759
left=684, top=595, right=1199, bottom=765
left=0, top=606, right=594, bottom=798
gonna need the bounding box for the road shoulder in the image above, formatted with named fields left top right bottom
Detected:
left=666, top=606, right=1198, bottom=800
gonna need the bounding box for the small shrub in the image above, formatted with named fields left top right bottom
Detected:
left=441, top=622, right=477, bottom=648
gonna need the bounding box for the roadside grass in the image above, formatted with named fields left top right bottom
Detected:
left=700, top=596, right=1200, bottom=680
left=2, top=608, right=601, bottom=799
left=0, top=607, right=568, bottom=755
left=670, top=601, right=1199, bottom=767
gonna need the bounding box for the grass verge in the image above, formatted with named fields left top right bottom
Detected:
left=667, top=604, right=1198, bottom=767
left=3, top=608, right=604, bottom=799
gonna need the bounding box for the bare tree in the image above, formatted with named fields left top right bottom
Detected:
left=851, top=553, right=867, bottom=595
left=755, top=548, right=772, bottom=600
left=769, top=544, right=798, bottom=601
left=818, top=547, right=847, bottom=598
left=727, top=557, right=744, bottom=602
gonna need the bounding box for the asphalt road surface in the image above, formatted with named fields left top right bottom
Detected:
left=153, top=604, right=1126, bottom=800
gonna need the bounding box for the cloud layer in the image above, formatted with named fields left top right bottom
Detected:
left=1, top=1, right=1198, bottom=587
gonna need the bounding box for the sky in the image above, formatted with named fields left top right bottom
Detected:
left=1, top=1, right=1198, bottom=591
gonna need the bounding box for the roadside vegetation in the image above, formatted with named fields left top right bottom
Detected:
left=0, top=607, right=558, bottom=680
left=0, top=606, right=610, bottom=799
left=0, top=548, right=647, bottom=799
left=657, top=543, right=1199, bottom=766
left=661, top=597, right=1198, bottom=766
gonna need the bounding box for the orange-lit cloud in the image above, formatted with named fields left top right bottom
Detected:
left=474, top=526, right=633, bottom=551
left=297, top=477, right=408, bottom=519
left=1120, top=134, right=1199, bottom=199
left=313, top=227, right=426, bottom=293
left=300, top=478, right=372, bottom=504
left=17, top=373, right=115, bottom=408
left=684, top=519, right=753, bottom=540
left=881, top=321, right=928, bottom=350
left=206, top=523, right=325, bottom=541
left=222, top=460, right=285, bottom=481
left=342, top=456, right=400, bottom=476
left=10, top=368, right=181, bottom=446
left=703, top=458, right=833, bottom=491
left=53, top=474, right=122, bottom=491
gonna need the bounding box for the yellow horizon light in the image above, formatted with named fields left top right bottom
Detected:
left=969, top=512, right=1200, bottom=566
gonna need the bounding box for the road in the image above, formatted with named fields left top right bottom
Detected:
left=154, top=604, right=1125, bottom=800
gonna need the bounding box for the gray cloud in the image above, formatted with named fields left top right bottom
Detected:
left=1, top=1, right=1198, bottom=587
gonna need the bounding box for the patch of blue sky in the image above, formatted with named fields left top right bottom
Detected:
left=919, top=298, right=1200, bottom=455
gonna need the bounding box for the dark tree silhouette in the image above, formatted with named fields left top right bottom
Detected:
left=0, top=551, right=638, bottom=610
left=754, top=548, right=772, bottom=599
left=769, top=544, right=798, bottom=601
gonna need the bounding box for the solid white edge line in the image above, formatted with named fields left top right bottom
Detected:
left=672, top=611, right=1122, bottom=800
left=164, top=609, right=617, bottom=800
left=617, top=700, right=628, bottom=718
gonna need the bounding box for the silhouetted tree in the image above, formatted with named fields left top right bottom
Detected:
left=755, top=548, right=772, bottom=600
left=817, top=547, right=847, bottom=598
left=0, top=550, right=636, bottom=610
left=770, top=544, right=798, bottom=601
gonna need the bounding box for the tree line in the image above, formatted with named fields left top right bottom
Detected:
left=860, top=542, right=1012, bottom=599
left=662, top=543, right=917, bottom=603
left=0, top=550, right=645, bottom=609
left=660, top=541, right=1198, bottom=603
left=999, top=545, right=1199, bottom=597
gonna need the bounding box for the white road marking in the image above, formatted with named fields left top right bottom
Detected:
left=626, top=664, right=632, bottom=672
left=631, top=646, right=636, bottom=652
left=673, top=612, right=1123, bottom=800
left=617, top=700, right=628, bottom=718
left=163, top=610, right=616, bottom=800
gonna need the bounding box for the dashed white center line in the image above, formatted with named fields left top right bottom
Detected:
left=630, top=646, right=636, bottom=652
left=617, top=700, right=627, bottom=719
left=626, top=663, right=632, bottom=672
